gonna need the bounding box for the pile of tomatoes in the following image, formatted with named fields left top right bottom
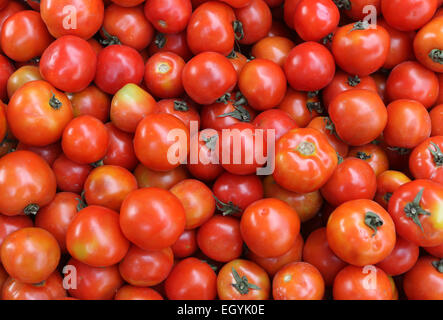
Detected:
left=0, top=0, right=441, bottom=301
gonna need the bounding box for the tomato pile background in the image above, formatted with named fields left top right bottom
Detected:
left=0, top=0, right=441, bottom=301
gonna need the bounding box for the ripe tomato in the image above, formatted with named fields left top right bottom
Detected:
left=212, top=172, right=263, bottom=216
left=386, top=61, right=439, bottom=109
left=172, top=229, right=198, bottom=258
left=403, top=256, right=443, bottom=300
left=115, top=286, right=164, bottom=300
left=307, top=117, right=349, bottom=158
left=303, top=228, right=346, bottom=286
left=410, top=136, right=443, bottom=185
left=52, top=154, right=92, bottom=194
left=1, top=227, right=60, bottom=284
left=165, top=257, right=217, bottom=300
left=1, top=10, right=53, bottom=62
left=6, top=65, right=42, bottom=99
left=102, top=4, right=154, bottom=51
left=144, top=52, right=185, bottom=98
left=383, top=99, right=431, bottom=149
left=388, top=179, right=443, bottom=247
left=62, top=115, right=109, bottom=165
left=278, top=89, right=322, bottom=128
left=35, top=192, right=79, bottom=253
left=0, top=214, right=33, bottom=247
left=200, top=99, right=256, bottom=131
left=144, top=0, right=191, bottom=34
left=7, top=80, right=73, bottom=147
left=148, top=31, right=192, bottom=61
left=15, top=142, right=62, bottom=167
left=251, top=36, right=294, bottom=67
left=333, top=265, right=393, bottom=300
left=0, top=151, right=56, bottom=216
left=252, top=109, right=298, bottom=143
left=228, top=51, right=248, bottom=75
left=119, top=245, right=174, bottom=287
left=414, top=16, right=443, bottom=73
left=344, top=0, right=381, bottom=21
left=217, top=259, right=270, bottom=300
left=66, top=205, right=130, bottom=267
left=0, top=54, right=14, bottom=102
left=376, top=236, right=419, bottom=276
left=273, top=262, right=325, bottom=300
left=120, top=187, right=186, bottom=250
left=284, top=42, right=335, bottom=92
left=332, top=21, right=390, bottom=76
left=348, top=144, right=389, bottom=177
left=0, top=2, right=25, bottom=38
left=94, top=44, right=145, bottom=95
left=327, top=199, right=396, bottom=266
left=66, top=258, right=124, bottom=300
left=40, top=35, right=97, bottom=93
left=247, top=234, right=303, bottom=276
left=273, top=128, right=338, bottom=194
left=329, top=89, right=387, bottom=146
left=234, top=0, right=272, bottom=45
left=381, top=0, right=437, bottom=31
left=40, top=0, right=104, bottom=39
left=241, top=198, right=300, bottom=258
left=104, top=123, right=138, bottom=170
left=293, top=0, right=339, bottom=42
left=84, top=165, right=138, bottom=211
left=134, top=164, right=189, bottom=189
left=423, top=242, right=443, bottom=257
left=70, top=85, right=111, bottom=122
left=283, top=0, right=301, bottom=28
left=375, top=170, right=412, bottom=209
left=183, top=52, right=237, bottom=105
left=431, top=104, right=443, bottom=137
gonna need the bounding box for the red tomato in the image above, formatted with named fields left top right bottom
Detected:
left=278, top=89, right=322, bottom=128
left=0, top=54, right=14, bottom=102
left=234, top=0, right=272, bottom=45
left=1, top=227, right=60, bottom=284
left=307, top=117, right=349, bottom=158
left=0, top=151, right=56, bottom=216
left=165, top=257, right=217, bottom=300
left=414, top=16, right=443, bottom=73
left=283, top=0, right=301, bottom=28
left=16, top=142, right=62, bottom=167
left=376, top=236, right=419, bottom=276
left=134, top=164, right=189, bottom=189
left=381, top=0, right=437, bottom=31
left=144, top=0, right=191, bottom=34
left=104, top=123, right=138, bottom=171
left=348, top=143, right=390, bottom=176
left=375, top=170, right=411, bottom=209
left=62, top=115, right=109, bottom=165
left=284, top=42, right=335, bottom=92
left=0, top=214, right=33, bottom=247
left=327, top=199, right=396, bottom=266
left=66, top=205, right=130, bottom=267
left=120, top=187, right=186, bottom=250
left=344, top=0, right=381, bottom=21
left=148, top=31, right=192, bottom=61
left=40, top=35, right=97, bottom=93
left=40, top=0, right=104, bottom=39
left=119, top=245, right=174, bottom=287
left=71, top=85, right=111, bottom=122
left=52, top=154, right=92, bottom=194
left=6, top=65, right=42, bottom=99
left=171, top=229, right=198, bottom=258
left=115, top=286, right=164, bottom=300
left=111, top=0, right=145, bottom=6
left=252, top=109, right=298, bottom=142
left=423, top=242, right=443, bottom=257
left=228, top=51, right=248, bottom=75
left=200, top=99, right=256, bottom=131
left=403, top=256, right=443, bottom=300
left=431, top=104, right=443, bottom=136
left=410, top=136, right=443, bottom=185
left=251, top=36, right=295, bottom=67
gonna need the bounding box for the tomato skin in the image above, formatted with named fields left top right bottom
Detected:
left=119, top=245, right=174, bottom=287
left=409, top=136, right=443, bottom=185
left=217, top=259, right=270, bottom=300
left=0, top=214, right=33, bottom=248
left=66, top=258, right=124, bottom=300
left=234, top=0, right=272, bottom=45
left=293, top=0, right=339, bottom=42
left=1, top=10, right=53, bottom=62
left=284, top=42, right=335, bottom=92
left=94, top=44, right=145, bottom=95
left=0, top=151, right=56, bottom=216
left=348, top=143, right=389, bottom=177
left=71, top=85, right=110, bottom=122
left=0, top=53, right=14, bottom=101
left=197, top=215, right=243, bottom=262
left=375, top=170, right=412, bottom=209
left=66, top=205, right=130, bottom=267
left=7, top=80, right=73, bottom=147
left=103, top=4, right=154, bottom=51
left=241, top=198, right=300, bottom=258
left=327, top=199, right=396, bottom=266
left=430, top=104, right=443, bottom=137
left=414, top=16, right=443, bottom=73
left=376, top=236, right=419, bottom=276
left=40, top=35, right=97, bottom=93
left=303, top=228, right=346, bottom=287
left=120, top=188, right=186, bottom=251
left=171, top=229, right=198, bottom=258
left=383, top=99, right=432, bottom=149
left=277, top=89, right=321, bottom=128
left=329, top=89, right=387, bottom=146
left=273, top=262, right=325, bottom=300
left=16, top=142, right=62, bottom=167
left=228, top=51, right=248, bottom=76
left=386, top=61, right=439, bottom=109
left=1, top=272, right=66, bottom=300
left=144, top=52, right=185, bottom=99
left=165, top=257, right=217, bottom=300
left=84, top=165, right=138, bottom=211
left=35, top=192, right=79, bottom=253
left=182, top=52, right=237, bottom=105
left=115, top=286, right=164, bottom=300
left=52, top=154, right=92, bottom=194
left=345, top=0, right=381, bottom=21
left=332, top=22, right=390, bottom=76
left=252, top=109, right=297, bottom=143
left=273, top=128, right=338, bottom=194
left=41, top=0, right=104, bottom=39
left=200, top=100, right=256, bottom=131
left=0, top=2, right=25, bottom=39
left=148, top=31, right=193, bottom=61
left=220, top=0, right=253, bottom=8
left=403, top=256, right=443, bottom=300
left=7, top=65, right=42, bottom=99
left=307, top=117, right=349, bottom=158
left=1, top=227, right=60, bottom=284
left=144, top=0, right=191, bottom=34
left=333, top=265, right=393, bottom=300
left=423, top=242, right=443, bottom=257
left=388, top=179, right=443, bottom=247
left=134, top=164, right=189, bottom=189
left=239, top=59, right=287, bottom=111
left=62, top=115, right=109, bottom=165
left=381, top=0, right=437, bottom=32
left=251, top=36, right=295, bottom=67
left=283, top=0, right=301, bottom=29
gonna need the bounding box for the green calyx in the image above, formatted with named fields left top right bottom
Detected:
left=227, top=50, right=237, bottom=59
left=347, top=75, right=361, bottom=87
left=231, top=267, right=261, bottom=295
left=355, top=151, right=371, bottom=160
left=174, top=100, right=189, bottom=112
left=24, top=203, right=39, bottom=216
left=404, top=188, right=431, bottom=232
left=49, top=93, right=62, bottom=110
left=383, top=192, right=393, bottom=204
left=365, top=211, right=384, bottom=237
left=322, top=33, right=334, bottom=45
left=75, top=191, right=87, bottom=212
left=333, top=0, right=351, bottom=10
left=429, top=49, right=443, bottom=64
left=154, top=33, right=167, bottom=49
left=213, top=195, right=241, bottom=216
left=350, top=20, right=370, bottom=32
left=218, top=103, right=251, bottom=122
left=91, top=159, right=104, bottom=168
left=428, top=142, right=443, bottom=167
left=99, top=28, right=121, bottom=46
left=233, top=21, right=245, bottom=41
left=432, top=259, right=443, bottom=273
left=202, top=133, right=218, bottom=151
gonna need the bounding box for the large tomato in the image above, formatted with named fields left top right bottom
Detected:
left=403, top=256, right=443, bottom=300
left=409, top=136, right=443, bottom=185
left=251, top=36, right=294, bottom=67
left=234, top=0, right=272, bottom=45
left=70, top=85, right=110, bottom=122
left=381, top=0, right=437, bottom=32
left=52, top=154, right=92, bottom=194
left=414, top=16, right=443, bottom=73
left=144, top=0, right=192, bottom=34
left=376, top=236, right=419, bottom=276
